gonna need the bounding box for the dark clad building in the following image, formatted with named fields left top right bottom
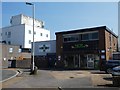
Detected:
left=55, top=26, right=118, bottom=70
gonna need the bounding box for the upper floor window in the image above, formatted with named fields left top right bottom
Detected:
left=89, top=32, right=99, bottom=40
left=5, top=32, right=7, bottom=35
left=81, top=32, right=99, bottom=41
left=7, top=32, right=11, bottom=38
left=81, top=33, right=89, bottom=41
left=40, top=33, right=42, bottom=36
left=63, top=35, right=79, bottom=42
left=8, top=41, right=11, bottom=45
left=34, top=31, right=36, bottom=35
left=28, top=40, right=31, bottom=44
left=46, top=34, right=48, bottom=37
left=28, top=30, right=31, bottom=34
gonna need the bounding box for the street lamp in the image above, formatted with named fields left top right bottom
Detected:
left=26, top=2, right=36, bottom=74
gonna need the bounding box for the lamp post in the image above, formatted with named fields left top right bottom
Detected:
left=26, top=2, right=36, bottom=74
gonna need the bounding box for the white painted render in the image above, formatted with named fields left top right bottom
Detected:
left=2, top=25, right=25, bottom=47
left=34, top=40, right=56, bottom=56
left=10, top=14, right=44, bottom=28
left=24, top=24, right=50, bottom=48
left=2, top=14, right=50, bottom=48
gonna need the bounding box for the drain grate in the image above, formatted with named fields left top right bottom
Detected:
left=69, top=76, right=74, bottom=78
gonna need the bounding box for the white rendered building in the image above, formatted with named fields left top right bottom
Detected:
left=2, top=14, right=50, bottom=48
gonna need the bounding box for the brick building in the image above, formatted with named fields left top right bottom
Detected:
left=1, top=43, right=31, bottom=68
left=55, top=26, right=118, bottom=70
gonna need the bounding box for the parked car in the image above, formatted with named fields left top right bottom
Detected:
left=105, top=60, right=120, bottom=74
left=112, top=66, right=120, bottom=86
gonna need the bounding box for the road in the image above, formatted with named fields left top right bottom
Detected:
left=0, top=69, right=17, bottom=82
left=2, top=69, right=117, bottom=89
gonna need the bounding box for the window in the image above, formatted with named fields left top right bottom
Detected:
left=9, top=48, right=13, bottom=53
left=28, top=30, right=31, bottom=34
left=81, top=32, right=99, bottom=41
left=40, top=33, right=42, bottom=36
left=18, top=49, right=21, bottom=53
left=28, top=40, right=31, bottom=44
left=34, top=31, right=36, bottom=35
left=63, top=35, right=79, bottom=42
left=46, top=34, right=48, bottom=37
left=89, top=32, right=98, bottom=40
left=81, top=33, right=89, bottom=41
left=5, top=32, right=7, bottom=35
left=8, top=41, right=11, bottom=45
left=7, top=32, right=11, bottom=38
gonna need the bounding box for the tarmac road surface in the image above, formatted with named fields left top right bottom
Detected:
left=1, top=69, right=17, bottom=82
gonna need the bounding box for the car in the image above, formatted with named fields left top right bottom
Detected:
left=112, top=66, right=120, bottom=86
left=105, top=60, right=120, bottom=74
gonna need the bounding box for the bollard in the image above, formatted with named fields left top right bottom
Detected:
left=30, top=66, right=38, bottom=75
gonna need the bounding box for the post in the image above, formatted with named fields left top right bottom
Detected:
left=32, top=3, right=35, bottom=71
left=26, top=2, right=37, bottom=75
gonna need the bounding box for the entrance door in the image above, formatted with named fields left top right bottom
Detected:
left=74, top=55, right=80, bottom=68
left=80, top=55, right=87, bottom=68
left=87, top=54, right=94, bottom=69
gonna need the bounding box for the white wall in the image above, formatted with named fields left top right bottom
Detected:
left=24, top=24, right=50, bottom=48
left=34, top=40, right=56, bottom=56
left=10, top=14, right=22, bottom=26
left=2, top=25, right=25, bottom=47
left=11, top=14, right=43, bottom=28
left=2, top=14, right=50, bottom=49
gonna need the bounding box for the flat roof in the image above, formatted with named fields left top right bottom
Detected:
left=55, top=26, right=118, bottom=38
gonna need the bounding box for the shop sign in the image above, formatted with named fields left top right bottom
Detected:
left=72, top=44, right=88, bottom=48
left=101, top=50, right=105, bottom=53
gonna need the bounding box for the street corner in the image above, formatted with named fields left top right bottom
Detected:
left=1, top=69, right=20, bottom=82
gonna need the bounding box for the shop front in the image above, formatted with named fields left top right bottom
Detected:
left=63, top=54, right=99, bottom=69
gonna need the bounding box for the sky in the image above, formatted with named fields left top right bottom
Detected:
left=2, top=2, right=118, bottom=40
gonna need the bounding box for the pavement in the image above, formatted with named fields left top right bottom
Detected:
left=2, top=69, right=116, bottom=89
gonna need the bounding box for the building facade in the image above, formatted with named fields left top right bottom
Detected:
left=55, top=26, right=118, bottom=69
left=2, top=14, right=50, bottom=49
left=1, top=43, right=31, bottom=68
left=34, top=40, right=56, bottom=69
